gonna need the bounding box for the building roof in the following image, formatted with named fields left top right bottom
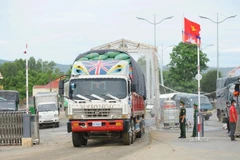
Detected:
left=228, top=66, right=240, bottom=77
left=91, top=38, right=157, bottom=51
left=33, top=78, right=60, bottom=89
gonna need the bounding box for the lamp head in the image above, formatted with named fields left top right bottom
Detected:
left=199, top=15, right=208, bottom=19
left=229, top=15, right=237, bottom=18
left=136, top=17, right=145, bottom=20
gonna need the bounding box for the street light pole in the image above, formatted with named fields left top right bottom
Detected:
left=201, top=44, right=214, bottom=50
left=137, top=14, right=173, bottom=123
left=154, top=14, right=156, bottom=47
left=199, top=13, right=237, bottom=79
left=160, top=44, right=175, bottom=86
left=137, top=14, right=173, bottom=47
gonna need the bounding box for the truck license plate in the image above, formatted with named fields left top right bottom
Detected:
left=92, top=122, right=102, bottom=127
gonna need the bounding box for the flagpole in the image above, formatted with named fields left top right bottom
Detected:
left=25, top=44, right=29, bottom=114
left=197, top=38, right=201, bottom=140
left=182, top=14, right=185, bottom=41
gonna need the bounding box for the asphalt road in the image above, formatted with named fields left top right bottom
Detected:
left=1, top=110, right=240, bottom=160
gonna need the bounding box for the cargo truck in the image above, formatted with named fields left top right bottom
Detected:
left=216, top=76, right=240, bottom=122
left=0, top=90, right=20, bottom=111
left=34, top=92, right=60, bottom=128
left=59, top=49, right=146, bottom=147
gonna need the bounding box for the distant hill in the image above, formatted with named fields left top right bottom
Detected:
left=0, top=59, right=8, bottom=65
left=204, top=67, right=234, bottom=78
left=0, top=59, right=235, bottom=77
left=162, top=66, right=234, bottom=78
left=0, top=59, right=71, bottom=74
left=55, top=64, right=71, bottom=74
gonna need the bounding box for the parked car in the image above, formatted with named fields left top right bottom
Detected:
left=172, top=93, right=213, bottom=120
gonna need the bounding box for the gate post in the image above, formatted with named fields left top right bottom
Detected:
left=22, top=113, right=32, bottom=146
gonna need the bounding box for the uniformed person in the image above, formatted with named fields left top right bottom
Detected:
left=179, top=101, right=186, bottom=138
left=191, top=103, right=198, bottom=137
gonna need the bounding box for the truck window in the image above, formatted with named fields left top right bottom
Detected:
left=70, top=78, right=127, bottom=100
left=0, top=101, right=15, bottom=111
left=38, top=103, right=57, bottom=112
left=190, top=96, right=211, bottom=104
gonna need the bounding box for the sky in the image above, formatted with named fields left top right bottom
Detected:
left=0, top=0, right=240, bottom=67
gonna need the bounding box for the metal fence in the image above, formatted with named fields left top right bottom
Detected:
left=0, top=111, right=24, bottom=146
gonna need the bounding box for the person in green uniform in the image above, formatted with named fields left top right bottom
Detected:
left=179, top=101, right=186, bottom=138
left=191, top=103, right=198, bottom=137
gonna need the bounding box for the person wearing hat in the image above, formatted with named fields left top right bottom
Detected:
left=191, top=103, right=198, bottom=137
left=229, top=99, right=238, bottom=141
left=179, top=100, right=186, bottom=138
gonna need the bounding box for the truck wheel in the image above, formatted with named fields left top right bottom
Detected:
left=142, top=120, right=145, bottom=134
left=81, top=138, right=88, bottom=145
left=136, top=121, right=143, bottom=138
left=55, top=122, right=59, bottom=128
left=72, top=132, right=81, bottom=147
left=131, top=119, right=135, bottom=144
left=204, top=116, right=210, bottom=121
left=80, top=133, right=88, bottom=145
left=123, top=132, right=132, bottom=145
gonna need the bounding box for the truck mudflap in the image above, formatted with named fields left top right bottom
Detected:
left=69, top=120, right=125, bottom=132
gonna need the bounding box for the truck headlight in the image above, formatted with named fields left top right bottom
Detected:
left=121, top=114, right=128, bottom=119
left=54, top=114, right=58, bottom=117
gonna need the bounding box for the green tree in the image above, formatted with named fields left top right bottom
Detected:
left=167, top=42, right=209, bottom=93
left=201, top=69, right=222, bottom=99
left=0, top=57, right=64, bottom=100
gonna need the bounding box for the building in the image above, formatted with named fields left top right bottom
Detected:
left=32, top=78, right=60, bottom=96
left=228, top=66, right=240, bottom=77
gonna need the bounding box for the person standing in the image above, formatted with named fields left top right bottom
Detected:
left=217, top=108, right=221, bottom=122
left=225, top=101, right=230, bottom=134
left=229, top=100, right=238, bottom=141
left=179, top=101, right=186, bottom=138
left=191, top=103, right=198, bottom=137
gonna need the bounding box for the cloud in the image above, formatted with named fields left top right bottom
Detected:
left=222, top=47, right=240, bottom=52
left=0, top=40, right=8, bottom=45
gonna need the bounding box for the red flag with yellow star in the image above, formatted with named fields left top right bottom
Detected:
left=184, top=18, right=200, bottom=36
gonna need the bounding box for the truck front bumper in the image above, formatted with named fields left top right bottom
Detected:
left=201, top=111, right=213, bottom=117
left=67, top=120, right=129, bottom=133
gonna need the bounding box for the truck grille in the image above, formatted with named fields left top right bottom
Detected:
left=72, top=108, right=122, bottom=119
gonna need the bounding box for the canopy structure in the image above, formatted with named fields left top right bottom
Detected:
left=91, top=38, right=161, bottom=120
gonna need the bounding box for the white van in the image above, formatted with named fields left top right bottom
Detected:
left=37, top=102, right=59, bottom=127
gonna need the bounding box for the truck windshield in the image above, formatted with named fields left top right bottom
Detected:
left=190, top=97, right=211, bottom=104
left=70, top=78, right=127, bottom=100
left=0, top=101, right=16, bottom=111
left=38, top=103, right=57, bottom=112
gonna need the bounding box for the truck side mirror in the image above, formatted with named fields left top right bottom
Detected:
left=128, top=80, right=131, bottom=94
left=131, top=84, right=136, bottom=92
left=59, top=80, right=64, bottom=95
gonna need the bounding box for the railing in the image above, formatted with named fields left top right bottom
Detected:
left=0, top=111, right=24, bottom=146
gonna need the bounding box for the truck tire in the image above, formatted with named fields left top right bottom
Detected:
left=136, top=121, right=143, bottom=138
left=81, top=138, right=88, bottom=145
left=131, top=119, right=135, bottom=144
left=72, top=132, right=82, bottom=147
left=204, top=116, right=210, bottom=121
left=123, top=121, right=132, bottom=145
left=123, top=132, right=132, bottom=145
left=81, top=133, right=88, bottom=145
left=142, top=120, right=146, bottom=134
left=55, top=122, right=59, bottom=128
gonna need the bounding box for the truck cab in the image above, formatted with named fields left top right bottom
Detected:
left=34, top=92, right=60, bottom=128
left=0, top=90, right=19, bottom=111
left=37, top=102, right=59, bottom=127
